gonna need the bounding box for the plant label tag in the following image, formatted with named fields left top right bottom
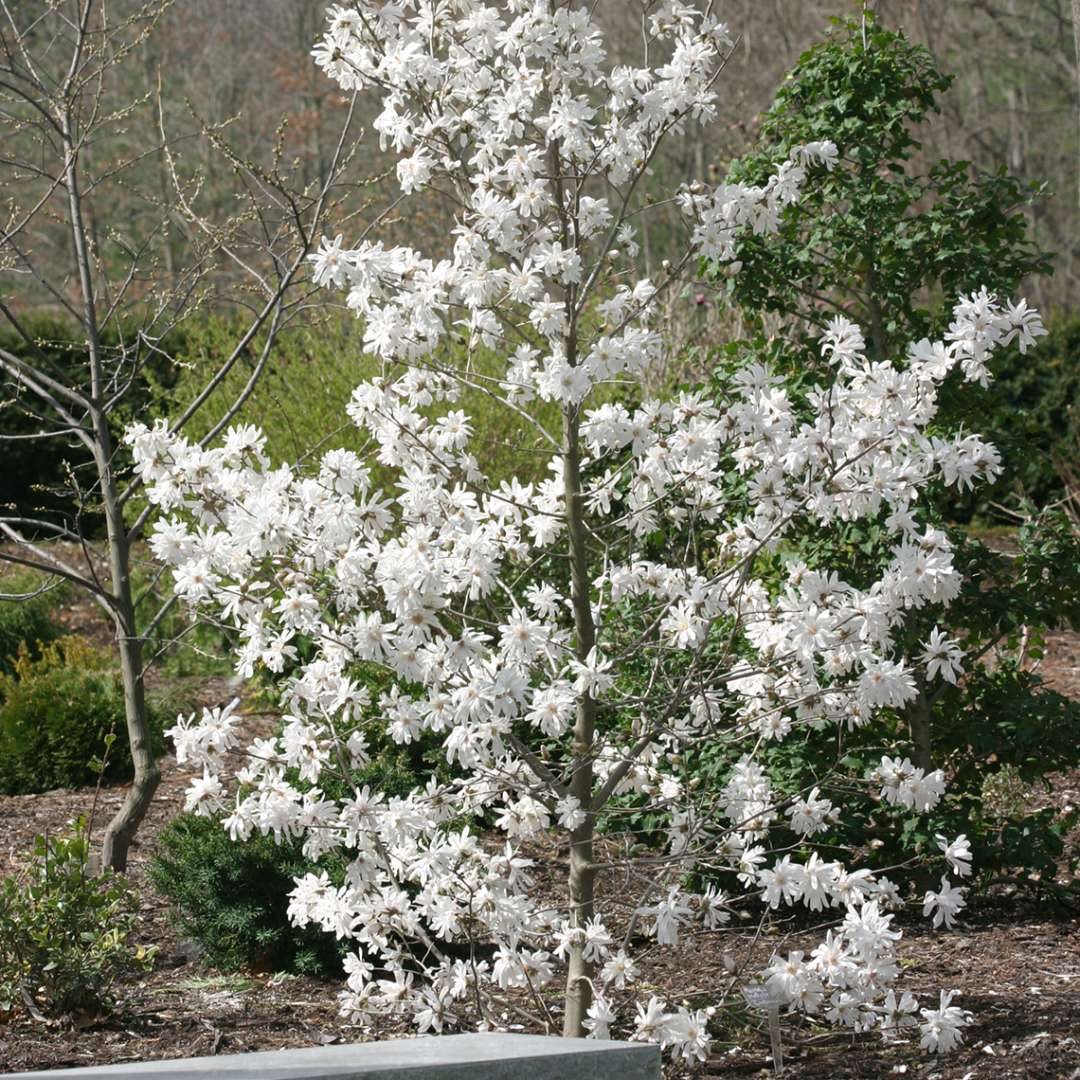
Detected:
left=741, top=985, right=784, bottom=1075
left=741, top=984, right=778, bottom=1011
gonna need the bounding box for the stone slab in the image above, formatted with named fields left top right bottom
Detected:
left=1, top=1033, right=661, bottom=1079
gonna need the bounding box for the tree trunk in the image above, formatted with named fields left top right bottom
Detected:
left=1072, top=0, right=1080, bottom=209
left=100, top=544, right=160, bottom=873
left=60, top=103, right=161, bottom=873
left=560, top=401, right=598, bottom=1039
left=905, top=689, right=934, bottom=773
left=864, top=257, right=887, bottom=361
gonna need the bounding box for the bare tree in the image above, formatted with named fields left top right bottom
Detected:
left=0, top=0, right=363, bottom=870
left=1072, top=0, right=1080, bottom=208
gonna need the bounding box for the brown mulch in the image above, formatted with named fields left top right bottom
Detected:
left=1043, top=630, right=1080, bottom=701
left=0, top=613, right=1078, bottom=1074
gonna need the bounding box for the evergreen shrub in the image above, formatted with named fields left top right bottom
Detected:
left=150, top=813, right=348, bottom=977
left=0, top=637, right=163, bottom=794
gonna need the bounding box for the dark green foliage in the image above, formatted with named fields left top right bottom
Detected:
left=0, top=569, right=67, bottom=674
left=722, top=15, right=1070, bottom=520
left=723, top=15, right=1050, bottom=355
left=699, top=18, right=1080, bottom=895
left=951, top=317, right=1080, bottom=515
left=0, top=817, right=155, bottom=1019
left=0, top=638, right=163, bottom=795
left=0, top=317, right=100, bottom=533
left=747, top=666, right=1080, bottom=895
left=0, top=315, right=184, bottom=535
left=318, top=735, right=447, bottom=803
left=947, top=512, right=1080, bottom=648
left=150, top=813, right=347, bottom=977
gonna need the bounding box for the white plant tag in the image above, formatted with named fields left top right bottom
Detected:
left=741, top=984, right=784, bottom=1075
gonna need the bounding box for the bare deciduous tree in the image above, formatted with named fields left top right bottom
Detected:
left=1072, top=0, right=1080, bottom=208
left=0, top=0, right=363, bottom=870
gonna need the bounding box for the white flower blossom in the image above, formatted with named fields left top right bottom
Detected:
left=126, top=0, right=1042, bottom=1052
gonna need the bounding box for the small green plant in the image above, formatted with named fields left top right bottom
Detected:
left=0, top=817, right=155, bottom=1020
left=150, top=813, right=348, bottom=977
left=0, top=569, right=67, bottom=675
left=0, top=637, right=164, bottom=795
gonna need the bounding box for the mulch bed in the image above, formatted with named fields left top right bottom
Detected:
left=1, top=609, right=1078, bottom=1076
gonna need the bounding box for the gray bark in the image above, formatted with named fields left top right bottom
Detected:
left=560, top=400, right=598, bottom=1039
left=59, top=104, right=160, bottom=872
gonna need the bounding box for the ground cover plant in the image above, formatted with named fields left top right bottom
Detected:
left=0, top=818, right=154, bottom=1021
left=128, top=1, right=1063, bottom=1066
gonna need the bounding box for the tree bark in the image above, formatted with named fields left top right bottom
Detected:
left=60, top=102, right=160, bottom=873
left=99, top=538, right=160, bottom=873
left=560, top=400, right=598, bottom=1039
left=905, top=689, right=934, bottom=773
left=1072, top=0, right=1080, bottom=209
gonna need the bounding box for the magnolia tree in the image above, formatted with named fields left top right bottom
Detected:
left=129, top=0, right=1045, bottom=1062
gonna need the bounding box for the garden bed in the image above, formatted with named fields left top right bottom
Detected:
left=1, top=598, right=1078, bottom=1078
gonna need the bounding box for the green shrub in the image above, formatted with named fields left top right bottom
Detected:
left=150, top=813, right=348, bottom=977
left=0, top=569, right=67, bottom=674
left=0, top=318, right=101, bottom=533
left=718, top=14, right=1059, bottom=524
left=151, top=661, right=453, bottom=978
left=0, top=637, right=163, bottom=795
left=954, top=316, right=1080, bottom=517
left=0, top=817, right=155, bottom=1019
left=722, top=15, right=1049, bottom=349
left=741, top=665, right=1080, bottom=898
left=691, top=16, right=1080, bottom=897
left=156, top=313, right=565, bottom=489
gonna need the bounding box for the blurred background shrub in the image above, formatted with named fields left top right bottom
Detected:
left=0, top=638, right=164, bottom=795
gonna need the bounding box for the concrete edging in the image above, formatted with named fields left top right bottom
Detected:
left=1, top=1032, right=662, bottom=1079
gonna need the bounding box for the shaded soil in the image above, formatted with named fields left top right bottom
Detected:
left=1, top=573, right=1078, bottom=1076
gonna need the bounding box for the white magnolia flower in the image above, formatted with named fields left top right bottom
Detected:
left=923, top=876, right=967, bottom=930
left=128, top=0, right=1043, bottom=1053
